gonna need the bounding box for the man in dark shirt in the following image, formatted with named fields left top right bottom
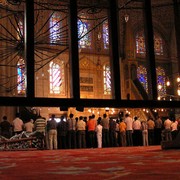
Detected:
left=67, top=113, right=77, bottom=149
left=48, top=114, right=58, bottom=150
left=0, top=116, right=11, bottom=138
left=57, top=116, right=68, bottom=149
left=109, top=118, right=117, bottom=147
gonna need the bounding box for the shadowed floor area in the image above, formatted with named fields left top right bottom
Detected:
left=0, top=146, right=180, bottom=180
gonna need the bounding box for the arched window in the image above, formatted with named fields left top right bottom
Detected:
left=136, top=31, right=146, bottom=54
left=136, top=31, right=164, bottom=55
left=49, top=61, right=65, bottom=94
left=137, top=65, right=148, bottom=93
left=50, top=12, right=61, bottom=44
left=103, top=64, right=111, bottom=95
left=78, top=17, right=91, bottom=49
left=17, top=58, right=26, bottom=94
left=103, top=20, right=109, bottom=49
left=156, top=67, right=166, bottom=97
left=154, top=34, right=163, bottom=55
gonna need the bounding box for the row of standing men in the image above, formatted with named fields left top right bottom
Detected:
left=0, top=113, right=179, bottom=150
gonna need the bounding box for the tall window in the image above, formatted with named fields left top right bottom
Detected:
left=136, top=31, right=164, bottom=55
left=137, top=66, right=166, bottom=96
left=154, top=34, right=163, bottom=55
left=17, top=58, right=26, bottom=94
left=156, top=67, right=166, bottom=97
left=78, top=17, right=91, bottom=49
left=50, top=12, right=61, bottom=44
left=49, top=61, right=65, bottom=94
left=103, top=20, right=109, bottom=49
left=136, top=31, right=146, bottom=54
left=137, top=65, right=148, bottom=93
left=103, top=64, right=111, bottom=95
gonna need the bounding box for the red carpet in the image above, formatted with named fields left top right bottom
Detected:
left=0, top=146, right=180, bottom=180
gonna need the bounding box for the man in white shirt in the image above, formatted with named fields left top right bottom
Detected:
left=12, top=113, right=24, bottom=135
left=171, top=119, right=178, bottom=140
left=124, top=113, right=133, bottom=146
left=163, top=117, right=172, bottom=141
left=76, top=116, right=86, bottom=148
left=96, top=117, right=103, bottom=148
left=133, top=117, right=142, bottom=146
left=24, top=119, right=34, bottom=133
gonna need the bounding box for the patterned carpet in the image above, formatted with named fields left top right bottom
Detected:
left=0, top=146, right=180, bottom=180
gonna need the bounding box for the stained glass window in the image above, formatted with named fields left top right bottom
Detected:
left=136, top=31, right=164, bottom=55
left=156, top=67, right=166, bottom=97
left=137, top=65, right=148, bottom=93
left=103, top=64, right=111, bottom=95
left=136, top=31, right=146, bottom=54
left=78, top=18, right=91, bottom=49
left=154, top=34, right=163, bottom=55
left=17, top=58, right=26, bottom=94
left=50, top=12, right=61, bottom=44
left=103, top=20, right=109, bottom=49
left=49, top=61, right=65, bottom=94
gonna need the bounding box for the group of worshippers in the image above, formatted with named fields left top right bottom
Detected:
left=123, top=114, right=180, bottom=147
left=0, top=112, right=179, bottom=150
left=0, top=113, right=35, bottom=139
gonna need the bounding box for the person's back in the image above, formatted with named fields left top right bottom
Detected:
left=124, top=114, right=133, bottom=146
left=133, top=117, right=142, bottom=146
left=154, top=116, right=163, bottom=145
left=141, top=121, right=148, bottom=146
left=57, top=116, right=68, bottom=149
left=0, top=116, right=11, bottom=138
left=141, top=121, right=148, bottom=131
left=163, top=118, right=172, bottom=141
left=96, top=123, right=102, bottom=135
left=87, top=117, right=96, bottom=131
left=109, top=118, right=116, bottom=131
left=57, top=118, right=68, bottom=136
left=77, top=118, right=86, bottom=131
left=87, top=116, right=96, bottom=148
left=147, top=119, right=155, bottom=129
left=34, top=116, right=46, bottom=133
left=48, top=114, right=57, bottom=150
left=24, top=119, right=34, bottom=133
left=48, top=118, right=57, bottom=130
left=67, top=113, right=76, bottom=149
left=101, top=114, right=110, bottom=147
left=109, top=118, right=117, bottom=147
left=155, top=117, right=162, bottom=129
left=12, top=113, right=24, bottom=135
left=76, top=116, right=86, bottom=148
left=119, top=119, right=127, bottom=147
left=67, top=114, right=76, bottom=131
left=171, top=120, right=178, bottom=140
left=125, top=115, right=133, bottom=130
left=101, top=114, right=109, bottom=130
left=133, top=117, right=141, bottom=130
left=96, top=120, right=103, bottom=148
left=164, top=118, right=172, bottom=129
left=119, top=121, right=126, bottom=132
